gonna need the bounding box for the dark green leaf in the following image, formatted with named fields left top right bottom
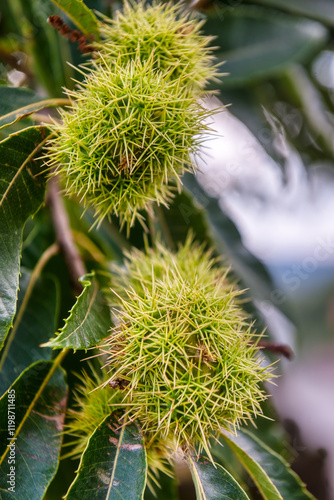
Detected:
left=65, top=198, right=126, bottom=262
left=243, top=0, right=334, bottom=27
left=219, top=434, right=281, bottom=500
left=0, top=0, right=23, bottom=35
left=0, top=360, right=68, bottom=499
left=0, top=87, right=41, bottom=130
left=0, top=271, right=58, bottom=396
left=187, top=454, right=250, bottom=500
left=20, top=208, right=80, bottom=347
left=156, top=190, right=213, bottom=249
left=206, top=6, right=328, bottom=87
left=0, top=87, right=69, bottom=131
left=21, top=209, right=58, bottom=270
left=50, top=0, right=100, bottom=39
left=43, top=273, right=111, bottom=350
left=221, top=430, right=316, bottom=500
left=145, top=471, right=180, bottom=500
left=0, top=126, right=50, bottom=350
left=66, top=414, right=147, bottom=499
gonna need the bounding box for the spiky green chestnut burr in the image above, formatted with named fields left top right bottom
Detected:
left=96, top=1, right=218, bottom=93
left=65, top=364, right=174, bottom=491
left=47, top=58, right=211, bottom=229
left=63, top=365, right=121, bottom=458
left=102, top=238, right=274, bottom=456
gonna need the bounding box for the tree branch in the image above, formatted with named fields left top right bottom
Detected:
left=258, top=340, right=293, bottom=360
left=47, top=177, right=86, bottom=295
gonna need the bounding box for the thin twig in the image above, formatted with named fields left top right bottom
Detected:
left=47, top=176, right=86, bottom=295
left=190, top=0, right=213, bottom=10
left=258, top=340, right=293, bottom=360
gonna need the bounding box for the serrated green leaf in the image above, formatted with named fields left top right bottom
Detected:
left=0, top=271, right=58, bottom=396
left=43, top=273, right=111, bottom=350
left=243, top=0, right=334, bottom=27
left=50, top=0, right=100, bottom=39
left=205, top=6, right=328, bottom=87
left=0, top=87, right=69, bottom=132
left=0, top=360, right=68, bottom=499
left=0, top=87, right=41, bottom=130
left=66, top=414, right=147, bottom=499
left=187, top=455, right=250, bottom=500
left=221, top=430, right=316, bottom=500
left=0, top=126, right=50, bottom=351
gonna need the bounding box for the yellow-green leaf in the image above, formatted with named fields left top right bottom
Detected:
left=221, top=430, right=316, bottom=500
left=0, top=87, right=69, bottom=132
